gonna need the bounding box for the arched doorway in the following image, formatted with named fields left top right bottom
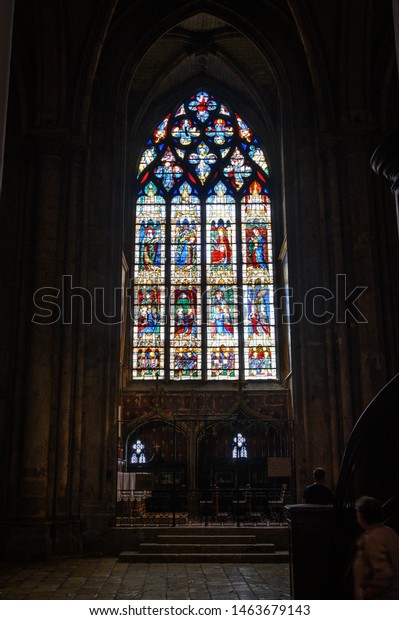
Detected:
left=196, top=417, right=291, bottom=524
left=117, top=420, right=188, bottom=525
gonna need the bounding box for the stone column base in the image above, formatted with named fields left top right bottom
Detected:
left=0, top=517, right=83, bottom=559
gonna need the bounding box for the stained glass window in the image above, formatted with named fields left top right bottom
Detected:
left=232, top=433, right=248, bottom=459
left=131, top=439, right=146, bottom=464
left=132, top=91, right=277, bottom=380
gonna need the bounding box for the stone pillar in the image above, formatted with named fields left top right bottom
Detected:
left=5, top=135, right=65, bottom=556
left=393, top=0, right=399, bottom=82
left=0, top=0, right=14, bottom=195
left=3, top=134, right=89, bottom=557
left=47, top=141, right=88, bottom=554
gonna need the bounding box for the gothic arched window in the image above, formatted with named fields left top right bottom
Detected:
left=232, top=433, right=248, bottom=459
left=131, top=439, right=146, bottom=464
left=132, top=91, right=276, bottom=381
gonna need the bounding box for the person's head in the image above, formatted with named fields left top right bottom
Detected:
left=313, top=467, right=326, bottom=483
left=355, top=496, right=383, bottom=528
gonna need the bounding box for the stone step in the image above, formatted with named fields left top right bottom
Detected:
left=119, top=551, right=289, bottom=563
left=157, top=535, right=257, bottom=544
left=139, top=542, right=275, bottom=554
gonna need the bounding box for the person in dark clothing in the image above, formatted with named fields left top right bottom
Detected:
left=303, top=467, right=334, bottom=504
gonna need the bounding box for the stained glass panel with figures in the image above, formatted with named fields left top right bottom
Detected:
left=133, top=90, right=278, bottom=381
left=132, top=183, right=165, bottom=378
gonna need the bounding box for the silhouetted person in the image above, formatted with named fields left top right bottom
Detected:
left=303, top=467, right=334, bottom=505
left=353, top=496, right=399, bottom=599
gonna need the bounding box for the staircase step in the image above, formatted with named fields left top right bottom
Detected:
left=119, top=551, right=289, bottom=563
left=157, top=535, right=257, bottom=544
left=139, top=543, right=275, bottom=554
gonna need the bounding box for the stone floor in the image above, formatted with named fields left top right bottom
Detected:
left=0, top=557, right=290, bottom=600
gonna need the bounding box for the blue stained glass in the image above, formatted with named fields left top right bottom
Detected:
left=248, top=345, right=273, bottom=377
left=210, top=285, right=235, bottom=337
left=247, top=282, right=271, bottom=337
left=212, top=305, right=234, bottom=338
left=138, top=220, right=162, bottom=270
left=223, top=148, right=252, bottom=189
left=219, top=104, right=230, bottom=116
left=211, top=345, right=236, bottom=377
left=154, top=147, right=183, bottom=190
left=248, top=145, right=269, bottom=175
left=171, top=183, right=201, bottom=286
left=171, top=118, right=200, bottom=145
left=188, top=91, right=217, bottom=122
left=173, top=346, right=199, bottom=378
left=137, top=285, right=162, bottom=335
left=245, top=224, right=269, bottom=269
left=174, top=220, right=198, bottom=267
left=205, top=118, right=234, bottom=145
left=188, top=142, right=217, bottom=183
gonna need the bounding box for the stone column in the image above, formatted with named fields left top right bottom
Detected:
left=7, top=134, right=66, bottom=556
left=0, top=0, right=14, bottom=195
left=4, top=133, right=89, bottom=557
left=47, top=140, right=89, bottom=554
left=393, top=0, right=399, bottom=82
